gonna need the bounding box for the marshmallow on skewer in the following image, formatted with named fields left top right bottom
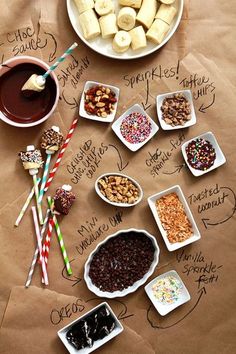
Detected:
left=40, top=126, right=64, bottom=153
left=53, top=185, right=76, bottom=215
left=19, top=145, right=44, bottom=174
left=19, top=145, right=44, bottom=224
left=21, top=74, right=46, bottom=94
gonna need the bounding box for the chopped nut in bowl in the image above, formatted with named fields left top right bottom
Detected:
left=95, top=172, right=143, bottom=207
left=79, top=81, right=119, bottom=123
left=156, top=90, right=196, bottom=130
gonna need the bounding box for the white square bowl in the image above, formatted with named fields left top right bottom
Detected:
left=145, top=270, right=191, bottom=316
left=79, top=81, right=120, bottom=123
left=181, top=131, right=226, bottom=177
left=148, top=185, right=201, bottom=252
left=111, top=104, right=159, bottom=152
left=58, top=302, right=123, bottom=354
left=156, top=90, right=196, bottom=130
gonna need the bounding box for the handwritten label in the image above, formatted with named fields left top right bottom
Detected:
left=57, top=55, right=89, bottom=89
left=179, top=73, right=215, bottom=100
left=67, top=141, right=130, bottom=183
left=1, top=27, right=57, bottom=63
left=176, top=249, right=223, bottom=289
left=67, top=139, right=109, bottom=184
left=145, top=132, right=185, bottom=177
left=179, top=73, right=216, bottom=113
left=123, top=61, right=179, bottom=89
left=188, top=184, right=236, bottom=229
left=75, top=210, right=123, bottom=256
left=59, top=55, right=90, bottom=109
left=50, top=298, right=85, bottom=325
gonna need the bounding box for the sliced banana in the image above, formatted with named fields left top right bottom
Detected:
left=79, top=9, right=101, bottom=40
left=136, top=0, right=158, bottom=29
left=155, top=4, right=177, bottom=25
left=117, top=7, right=136, bottom=31
left=95, top=0, right=114, bottom=16
left=119, top=0, right=142, bottom=9
left=113, top=30, right=131, bottom=53
left=129, top=25, right=147, bottom=50
left=74, top=0, right=94, bottom=14
left=159, top=0, right=176, bottom=4
left=99, top=13, right=118, bottom=38
left=146, top=18, right=170, bottom=44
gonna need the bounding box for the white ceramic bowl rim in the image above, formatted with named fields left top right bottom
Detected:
left=95, top=172, right=143, bottom=207
left=0, top=55, right=59, bottom=128
left=84, top=228, right=160, bottom=298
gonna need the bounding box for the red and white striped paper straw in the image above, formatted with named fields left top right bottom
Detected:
left=31, top=207, right=49, bottom=285
left=41, top=217, right=54, bottom=283
left=44, top=118, right=78, bottom=192
left=25, top=209, right=50, bottom=288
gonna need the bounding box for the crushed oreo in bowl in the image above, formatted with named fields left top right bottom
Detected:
left=66, top=305, right=116, bottom=350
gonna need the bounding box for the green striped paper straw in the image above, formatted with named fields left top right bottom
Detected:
left=33, top=174, right=44, bottom=225
left=47, top=196, right=72, bottom=275
left=15, top=178, right=41, bottom=227
left=42, top=42, right=78, bottom=82
left=38, top=153, right=52, bottom=204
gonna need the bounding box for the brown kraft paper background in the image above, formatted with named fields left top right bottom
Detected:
left=0, top=0, right=236, bottom=353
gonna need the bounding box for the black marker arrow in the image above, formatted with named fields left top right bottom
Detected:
left=162, top=164, right=185, bottom=175
left=44, top=31, right=58, bottom=62
left=61, top=90, right=79, bottom=109
left=147, top=286, right=206, bottom=329
left=201, top=186, right=236, bottom=229
left=61, top=259, right=82, bottom=286
left=109, top=144, right=129, bottom=171
left=85, top=297, right=134, bottom=321
left=198, top=93, right=215, bottom=113
left=141, top=79, right=152, bottom=111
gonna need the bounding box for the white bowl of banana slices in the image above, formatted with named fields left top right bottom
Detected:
left=67, top=0, right=184, bottom=60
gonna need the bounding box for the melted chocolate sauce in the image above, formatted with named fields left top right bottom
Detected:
left=0, top=63, right=57, bottom=123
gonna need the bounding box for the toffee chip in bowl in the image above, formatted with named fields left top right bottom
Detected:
left=156, top=90, right=196, bottom=130
left=58, top=302, right=123, bottom=354
left=84, top=228, right=160, bottom=298
left=95, top=172, right=143, bottom=207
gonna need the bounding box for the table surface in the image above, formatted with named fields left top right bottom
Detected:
left=0, top=1, right=236, bottom=353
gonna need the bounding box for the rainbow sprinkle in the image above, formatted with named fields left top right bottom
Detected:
left=152, top=275, right=182, bottom=305
left=120, top=112, right=152, bottom=144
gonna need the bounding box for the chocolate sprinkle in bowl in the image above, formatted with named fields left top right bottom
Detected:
left=95, top=172, right=143, bottom=208
left=84, top=228, right=160, bottom=298
left=181, top=131, right=226, bottom=177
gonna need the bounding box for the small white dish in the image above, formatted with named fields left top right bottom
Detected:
left=79, top=81, right=119, bottom=123
left=148, top=185, right=201, bottom=252
left=95, top=172, right=143, bottom=208
left=145, top=270, right=191, bottom=316
left=156, top=90, right=196, bottom=130
left=112, top=104, right=159, bottom=152
left=58, top=302, right=123, bottom=354
left=181, top=131, right=226, bottom=177
left=84, top=228, right=160, bottom=298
